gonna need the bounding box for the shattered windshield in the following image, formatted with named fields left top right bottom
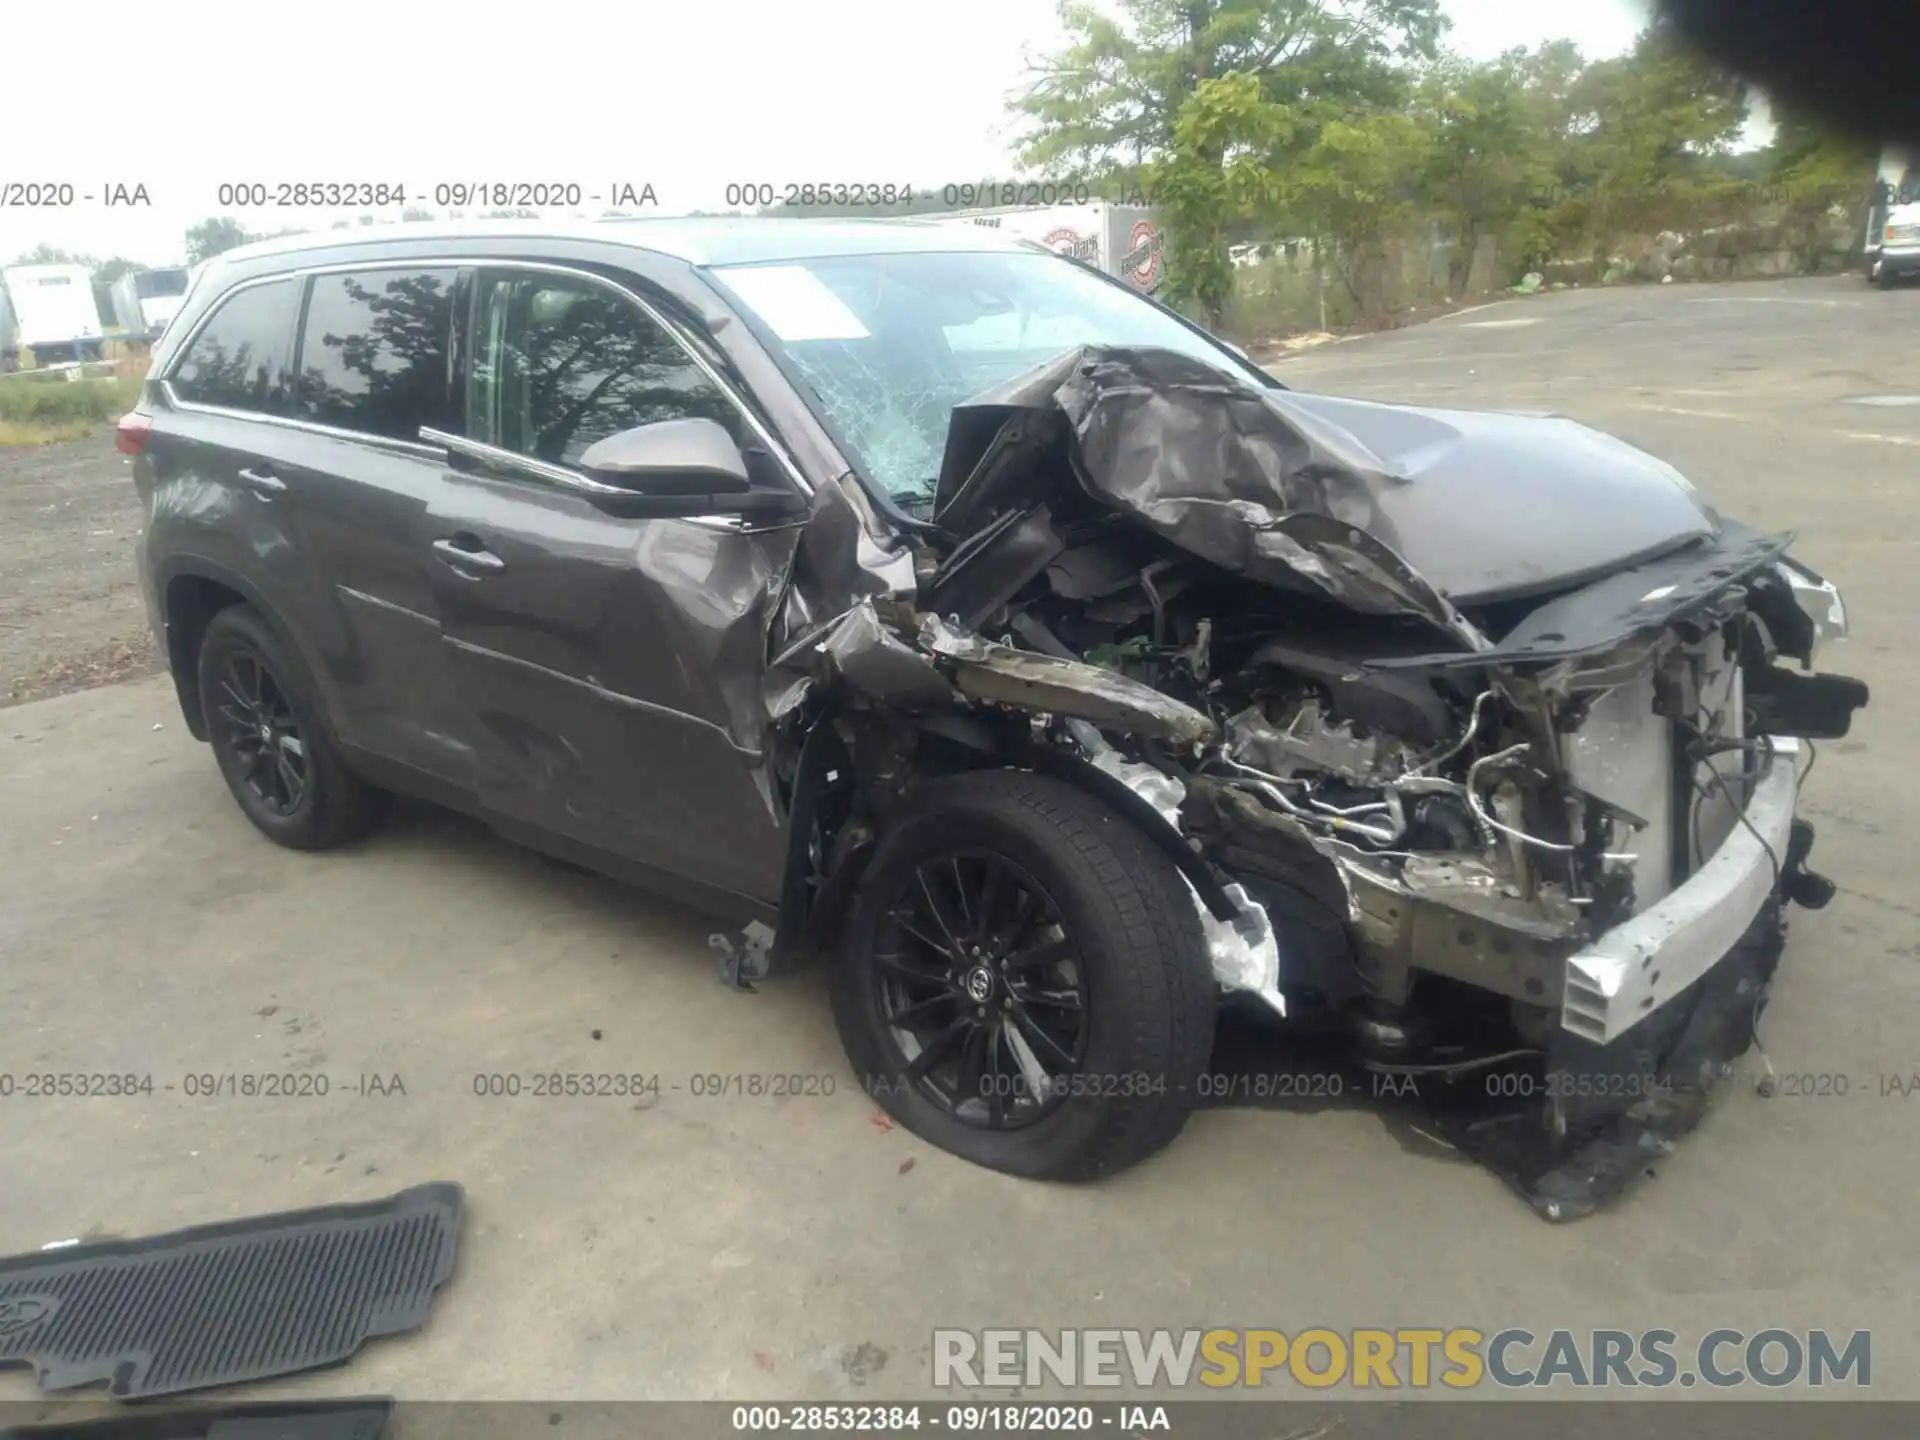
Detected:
left=710, top=250, right=1265, bottom=509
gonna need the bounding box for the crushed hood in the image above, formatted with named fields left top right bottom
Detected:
left=1278, top=390, right=1720, bottom=603
left=931, top=346, right=1721, bottom=622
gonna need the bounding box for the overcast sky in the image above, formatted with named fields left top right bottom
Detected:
left=3, top=0, right=1655, bottom=268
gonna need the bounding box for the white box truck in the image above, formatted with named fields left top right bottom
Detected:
left=108, top=266, right=192, bottom=340
left=0, top=263, right=105, bottom=365
left=920, top=202, right=1167, bottom=295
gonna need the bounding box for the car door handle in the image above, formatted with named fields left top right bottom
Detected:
left=432, top=537, right=507, bottom=576
left=237, top=466, right=286, bottom=498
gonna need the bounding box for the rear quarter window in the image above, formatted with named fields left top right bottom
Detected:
left=170, top=278, right=303, bottom=413
left=293, top=269, right=458, bottom=441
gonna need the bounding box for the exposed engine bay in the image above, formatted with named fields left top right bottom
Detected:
left=762, top=345, right=1868, bottom=1218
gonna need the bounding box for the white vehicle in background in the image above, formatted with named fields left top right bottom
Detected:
left=108, top=266, right=192, bottom=339
left=1870, top=204, right=1920, bottom=290
left=905, top=202, right=1167, bottom=296
left=0, top=263, right=105, bottom=365
left=1866, top=146, right=1918, bottom=286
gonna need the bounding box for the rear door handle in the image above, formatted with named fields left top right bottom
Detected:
left=432, top=537, right=507, bottom=576
left=237, top=466, right=286, bottom=498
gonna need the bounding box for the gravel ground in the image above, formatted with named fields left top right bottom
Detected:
left=0, top=432, right=163, bottom=707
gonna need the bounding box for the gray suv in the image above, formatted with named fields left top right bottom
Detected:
left=126, top=217, right=1865, bottom=1216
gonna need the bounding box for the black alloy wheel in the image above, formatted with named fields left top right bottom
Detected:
left=194, top=604, right=382, bottom=850
left=874, top=852, right=1090, bottom=1128
left=211, top=650, right=309, bottom=816
left=833, top=769, right=1217, bottom=1182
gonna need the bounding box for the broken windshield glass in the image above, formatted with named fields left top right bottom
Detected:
left=710, top=250, right=1266, bottom=505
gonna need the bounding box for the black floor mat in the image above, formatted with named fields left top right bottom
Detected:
left=0, top=1184, right=462, bottom=1399
left=0, top=1399, right=391, bottom=1440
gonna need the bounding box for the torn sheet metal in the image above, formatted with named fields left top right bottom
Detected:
left=932, top=347, right=1478, bottom=641
left=1068, top=719, right=1185, bottom=827
left=817, top=598, right=958, bottom=708
left=1066, top=722, right=1287, bottom=1017
left=930, top=344, right=1740, bottom=638
left=791, top=472, right=918, bottom=621
left=920, top=614, right=1218, bottom=746
left=1367, top=518, right=1796, bottom=673
left=1202, top=881, right=1288, bottom=1019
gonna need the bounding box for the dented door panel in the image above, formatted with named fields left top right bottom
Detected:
left=428, top=466, right=795, bottom=901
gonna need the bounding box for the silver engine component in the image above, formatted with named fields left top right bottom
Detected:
left=1227, top=699, right=1409, bottom=784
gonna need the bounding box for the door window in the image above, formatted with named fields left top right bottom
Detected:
left=464, top=271, right=741, bottom=466
left=170, top=278, right=302, bottom=413
left=293, top=269, right=458, bottom=440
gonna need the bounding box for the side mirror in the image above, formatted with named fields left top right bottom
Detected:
left=579, top=417, right=752, bottom=495
left=576, top=418, right=804, bottom=520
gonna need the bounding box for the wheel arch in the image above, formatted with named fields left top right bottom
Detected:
left=767, top=700, right=1239, bottom=971
left=155, top=556, right=342, bottom=742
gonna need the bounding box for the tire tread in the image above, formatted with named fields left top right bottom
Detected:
left=835, top=768, right=1215, bottom=1181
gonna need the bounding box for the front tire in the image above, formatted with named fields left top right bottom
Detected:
left=832, top=770, right=1215, bottom=1180
left=195, top=605, right=380, bottom=850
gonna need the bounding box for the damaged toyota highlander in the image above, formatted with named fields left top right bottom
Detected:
left=127, top=218, right=1867, bottom=1218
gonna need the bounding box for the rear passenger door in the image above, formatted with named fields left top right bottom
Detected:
left=155, top=276, right=320, bottom=676
left=424, top=266, right=797, bottom=903
left=278, top=266, right=480, bottom=790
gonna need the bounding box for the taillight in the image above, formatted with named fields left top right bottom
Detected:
left=116, top=411, right=152, bottom=455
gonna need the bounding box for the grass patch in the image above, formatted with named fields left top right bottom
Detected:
left=0, top=361, right=146, bottom=444
left=0, top=419, right=96, bottom=445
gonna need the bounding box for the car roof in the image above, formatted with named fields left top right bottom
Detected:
left=211, top=215, right=1038, bottom=270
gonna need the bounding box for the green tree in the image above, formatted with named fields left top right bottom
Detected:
left=1412, top=52, right=1548, bottom=295
left=1016, top=0, right=1445, bottom=323
left=1767, top=104, right=1876, bottom=192
left=1017, top=0, right=1445, bottom=176
left=184, top=217, right=253, bottom=263
left=1556, top=22, right=1748, bottom=273
left=1280, top=108, right=1429, bottom=313
left=1145, top=73, right=1298, bottom=320
left=12, top=244, right=90, bottom=266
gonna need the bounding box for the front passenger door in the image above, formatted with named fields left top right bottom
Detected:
left=425, top=267, right=798, bottom=904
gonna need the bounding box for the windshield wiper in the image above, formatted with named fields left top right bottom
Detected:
left=888, top=486, right=939, bottom=518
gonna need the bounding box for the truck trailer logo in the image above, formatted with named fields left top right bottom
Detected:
left=1043, top=228, right=1101, bottom=264
left=1122, top=219, right=1163, bottom=291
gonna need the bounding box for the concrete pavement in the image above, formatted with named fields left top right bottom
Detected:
left=1, top=275, right=1916, bottom=1401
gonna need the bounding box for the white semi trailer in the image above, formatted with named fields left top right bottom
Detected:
left=914, top=202, right=1167, bottom=296
left=0, top=263, right=105, bottom=365
left=108, top=267, right=192, bottom=339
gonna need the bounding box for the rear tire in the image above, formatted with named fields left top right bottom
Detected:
left=832, top=770, right=1215, bottom=1181
left=195, top=605, right=381, bottom=851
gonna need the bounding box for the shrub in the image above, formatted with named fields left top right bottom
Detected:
left=0, top=371, right=143, bottom=425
